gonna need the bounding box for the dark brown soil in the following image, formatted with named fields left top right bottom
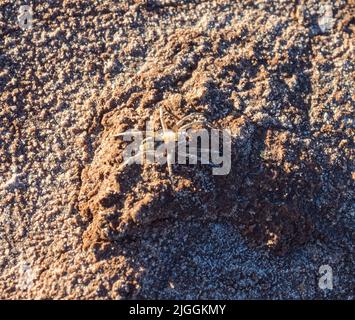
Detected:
left=79, top=9, right=353, bottom=257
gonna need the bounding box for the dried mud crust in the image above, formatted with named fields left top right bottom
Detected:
left=79, top=7, right=354, bottom=256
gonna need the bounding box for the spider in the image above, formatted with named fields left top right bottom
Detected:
left=115, top=106, right=218, bottom=183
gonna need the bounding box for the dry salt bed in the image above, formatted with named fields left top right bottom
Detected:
left=0, top=0, right=353, bottom=299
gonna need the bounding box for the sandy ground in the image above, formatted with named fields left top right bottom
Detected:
left=0, top=0, right=353, bottom=299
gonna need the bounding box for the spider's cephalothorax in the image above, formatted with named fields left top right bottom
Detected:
left=115, top=106, right=218, bottom=183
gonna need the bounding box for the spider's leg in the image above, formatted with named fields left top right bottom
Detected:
left=175, top=113, right=205, bottom=129
left=160, top=106, right=174, bottom=182
left=118, top=149, right=157, bottom=171
left=160, top=106, right=168, bottom=132
left=114, top=130, right=143, bottom=139
left=118, top=153, right=143, bottom=171
left=117, top=136, right=155, bottom=168
left=179, top=120, right=214, bottom=132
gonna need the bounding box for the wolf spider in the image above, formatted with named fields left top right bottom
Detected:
left=115, top=106, right=218, bottom=183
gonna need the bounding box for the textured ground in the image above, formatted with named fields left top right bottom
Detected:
left=0, top=0, right=354, bottom=299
